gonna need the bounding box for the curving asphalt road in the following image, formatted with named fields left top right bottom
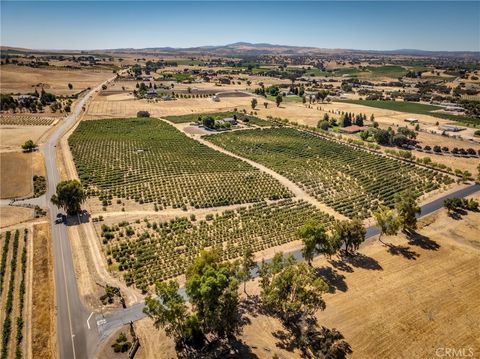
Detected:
left=42, top=78, right=116, bottom=359
left=96, top=182, right=480, bottom=341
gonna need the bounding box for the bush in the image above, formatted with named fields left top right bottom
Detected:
left=137, top=111, right=150, bottom=118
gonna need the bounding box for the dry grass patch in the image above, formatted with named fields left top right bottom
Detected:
left=0, top=152, right=32, bottom=199
left=0, top=126, right=50, bottom=150
left=0, top=207, right=33, bottom=228
left=0, top=64, right=112, bottom=95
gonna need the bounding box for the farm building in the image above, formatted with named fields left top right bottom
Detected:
left=146, top=89, right=157, bottom=98
left=438, top=125, right=463, bottom=132
left=223, top=117, right=237, bottom=125
left=340, top=125, right=367, bottom=134
left=404, top=118, right=418, bottom=124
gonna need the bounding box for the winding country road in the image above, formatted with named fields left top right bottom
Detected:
left=37, top=76, right=479, bottom=358
left=42, top=78, right=115, bottom=359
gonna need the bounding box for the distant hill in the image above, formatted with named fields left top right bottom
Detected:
left=102, top=43, right=480, bottom=58
left=2, top=42, right=479, bottom=59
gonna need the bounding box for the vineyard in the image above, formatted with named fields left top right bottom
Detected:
left=0, top=229, right=28, bottom=359
left=101, top=199, right=335, bottom=292
left=69, top=118, right=292, bottom=209
left=0, top=115, right=57, bottom=126
left=207, top=127, right=454, bottom=218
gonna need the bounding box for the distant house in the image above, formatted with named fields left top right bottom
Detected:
left=438, top=125, right=463, bottom=132
left=339, top=125, right=367, bottom=134
left=444, top=106, right=465, bottom=113
left=146, top=89, right=157, bottom=98
left=223, top=117, right=237, bottom=125
left=404, top=118, right=418, bottom=124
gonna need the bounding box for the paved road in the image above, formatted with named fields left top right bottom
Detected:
left=43, top=79, right=115, bottom=359
left=96, top=182, right=480, bottom=340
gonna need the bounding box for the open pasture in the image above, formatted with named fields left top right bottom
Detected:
left=69, top=118, right=291, bottom=209
left=207, top=127, right=454, bottom=218
left=101, top=199, right=334, bottom=291
left=84, top=96, right=254, bottom=120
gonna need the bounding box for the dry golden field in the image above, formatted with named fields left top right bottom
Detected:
left=0, top=151, right=45, bottom=199
left=0, top=64, right=113, bottom=95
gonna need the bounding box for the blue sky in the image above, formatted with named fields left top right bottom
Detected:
left=1, top=1, right=479, bottom=51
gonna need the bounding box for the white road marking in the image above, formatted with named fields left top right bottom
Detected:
left=87, top=312, right=94, bottom=330
left=97, top=319, right=107, bottom=326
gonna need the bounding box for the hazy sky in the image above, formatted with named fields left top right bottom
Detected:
left=1, top=1, right=479, bottom=51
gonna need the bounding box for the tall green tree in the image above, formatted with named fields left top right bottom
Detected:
left=373, top=205, right=400, bottom=243
left=298, top=220, right=337, bottom=265
left=275, top=95, right=283, bottom=107
left=395, top=190, right=421, bottom=233
left=259, top=253, right=328, bottom=323
left=186, top=250, right=240, bottom=339
left=334, top=218, right=366, bottom=256
left=238, top=246, right=256, bottom=295
left=50, top=180, right=86, bottom=215
left=143, top=281, right=203, bottom=348
left=251, top=98, right=257, bottom=110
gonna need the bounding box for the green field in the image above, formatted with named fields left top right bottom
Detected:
left=69, top=118, right=291, bottom=209
left=207, top=127, right=453, bottom=219
left=164, top=111, right=272, bottom=126
left=103, top=199, right=334, bottom=291
left=337, top=100, right=479, bottom=126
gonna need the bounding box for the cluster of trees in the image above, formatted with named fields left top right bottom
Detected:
left=144, top=248, right=350, bottom=358
left=1, top=88, right=60, bottom=113
left=374, top=190, right=421, bottom=241
left=298, top=218, right=366, bottom=265
left=360, top=126, right=417, bottom=147
left=200, top=115, right=232, bottom=130
left=420, top=145, right=478, bottom=156
left=339, top=112, right=367, bottom=127
left=444, top=197, right=479, bottom=215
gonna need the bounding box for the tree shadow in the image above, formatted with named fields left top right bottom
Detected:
left=328, top=258, right=354, bottom=273
left=272, top=317, right=352, bottom=358
left=340, top=252, right=383, bottom=271
left=179, top=338, right=260, bottom=359
left=384, top=243, right=420, bottom=260
left=407, top=231, right=440, bottom=251
left=315, top=266, right=348, bottom=293
left=239, top=295, right=262, bottom=319
left=65, top=210, right=91, bottom=226
left=447, top=209, right=468, bottom=220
